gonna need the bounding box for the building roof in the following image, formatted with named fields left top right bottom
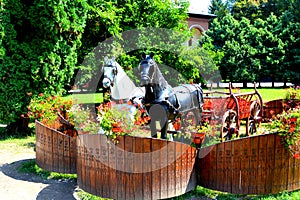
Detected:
left=188, top=13, right=216, bottom=19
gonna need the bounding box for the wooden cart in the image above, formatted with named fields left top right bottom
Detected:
left=202, top=82, right=263, bottom=141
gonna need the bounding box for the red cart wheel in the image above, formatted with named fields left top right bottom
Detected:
left=220, top=109, right=238, bottom=141
left=248, top=100, right=262, bottom=135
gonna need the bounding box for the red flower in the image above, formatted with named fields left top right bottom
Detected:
left=289, top=126, right=295, bottom=133
left=294, top=152, right=300, bottom=159
left=112, top=127, right=123, bottom=133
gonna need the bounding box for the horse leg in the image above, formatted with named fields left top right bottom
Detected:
left=160, top=120, right=168, bottom=139
left=150, top=120, right=157, bottom=138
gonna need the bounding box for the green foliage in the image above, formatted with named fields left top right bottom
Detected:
left=204, top=0, right=300, bottom=85
left=1, top=0, right=199, bottom=132
left=0, top=0, right=88, bottom=127
left=209, top=0, right=229, bottom=18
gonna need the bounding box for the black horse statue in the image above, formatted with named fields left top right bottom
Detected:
left=139, top=52, right=204, bottom=139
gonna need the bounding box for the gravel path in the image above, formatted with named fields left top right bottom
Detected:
left=0, top=141, right=79, bottom=200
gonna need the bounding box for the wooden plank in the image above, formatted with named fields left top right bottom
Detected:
left=180, top=141, right=188, bottom=192
left=57, top=132, right=65, bottom=173
left=271, top=135, right=287, bottom=193
left=294, top=153, right=300, bottom=191
left=175, top=140, right=183, bottom=196
left=197, top=146, right=213, bottom=188
left=142, top=137, right=152, bottom=200
left=167, top=141, right=176, bottom=198
left=287, top=143, right=295, bottom=191
left=52, top=131, right=59, bottom=172
left=209, top=145, right=217, bottom=189
left=151, top=138, right=162, bottom=200
left=265, top=134, right=275, bottom=193
left=231, top=139, right=242, bottom=194
left=160, top=140, right=169, bottom=199
left=248, top=136, right=259, bottom=194
left=133, top=136, right=144, bottom=199
left=223, top=141, right=233, bottom=193
left=216, top=142, right=225, bottom=191
left=116, top=136, right=125, bottom=200
left=35, top=123, right=42, bottom=168
left=88, top=135, right=97, bottom=196
left=63, top=135, right=71, bottom=173
left=83, top=135, right=91, bottom=192
left=107, top=138, right=117, bottom=199
left=76, top=135, right=83, bottom=188
left=43, top=128, right=52, bottom=171
left=201, top=145, right=217, bottom=190
left=240, top=137, right=250, bottom=194
left=94, top=135, right=102, bottom=197
left=186, top=146, right=197, bottom=192
left=257, top=134, right=268, bottom=194
left=69, top=137, right=77, bottom=174
left=125, top=136, right=134, bottom=199
left=100, top=134, right=109, bottom=198
left=295, top=156, right=300, bottom=190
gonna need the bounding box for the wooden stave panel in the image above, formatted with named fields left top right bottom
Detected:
left=197, top=133, right=300, bottom=195
left=76, top=134, right=197, bottom=200
left=35, top=121, right=77, bottom=174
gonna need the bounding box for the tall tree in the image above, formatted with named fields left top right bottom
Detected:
left=0, top=0, right=200, bottom=133
left=209, top=0, right=229, bottom=18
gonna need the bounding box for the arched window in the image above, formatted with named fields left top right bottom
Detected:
left=189, top=25, right=204, bottom=46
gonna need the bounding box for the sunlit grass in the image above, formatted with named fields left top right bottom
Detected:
left=19, top=160, right=77, bottom=180
left=241, top=88, right=288, bottom=102
left=64, top=93, right=103, bottom=104
left=0, top=135, right=36, bottom=153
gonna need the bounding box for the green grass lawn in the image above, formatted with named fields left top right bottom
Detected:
left=64, top=92, right=103, bottom=104
left=65, top=87, right=289, bottom=105
left=240, top=88, right=288, bottom=102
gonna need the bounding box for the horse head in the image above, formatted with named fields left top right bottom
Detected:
left=139, top=52, right=155, bottom=87
left=102, top=57, right=118, bottom=89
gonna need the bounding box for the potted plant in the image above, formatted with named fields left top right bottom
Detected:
left=97, top=102, right=134, bottom=143
left=188, top=123, right=212, bottom=148
left=67, top=104, right=99, bottom=135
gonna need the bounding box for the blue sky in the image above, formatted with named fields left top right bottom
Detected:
left=189, top=0, right=211, bottom=14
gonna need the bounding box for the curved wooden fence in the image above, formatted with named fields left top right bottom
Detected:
left=36, top=120, right=300, bottom=198
left=76, top=134, right=197, bottom=200
left=35, top=120, right=77, bottom=174
left=197, top=133, right=300, bottom=194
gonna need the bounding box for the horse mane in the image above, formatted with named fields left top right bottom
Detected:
left=110, top=61, right=138, bottom=100
left=153, top=61, right=169, bottom=91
